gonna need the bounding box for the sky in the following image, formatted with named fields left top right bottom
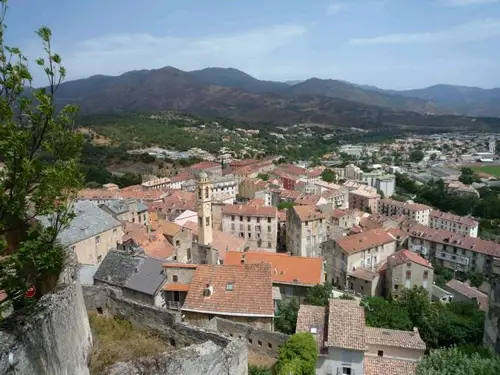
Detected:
left=5, top=0, right=500, bottom=89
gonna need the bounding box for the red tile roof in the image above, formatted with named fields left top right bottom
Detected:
left=224, top=251, right=323, bottom=286
left=430, top=210, right=478, bottom=227
left=364, top=357, right=417, bottom=375
left=291, top=205, right=329, bottom=222
left=326, top=299, right=366, bottom=351
left=349, top=268, right=379, bottom=281
left=335, top=229, right=395, bottom=254
left=182, top=263, right=274, bottom=317
left=406, top=224, right=500, bottom=257
left=296, top=305, right=328, bottom=354
left=445, top=279, right=489, bottom=311
left=387, top=250, right=433, bottom=269
left=190, top=161, right=220, bottom=170
left=163, top=283, right=190, bottom=292
left=365, top=327, right=426, bottom=350
left=222, top=204, right=277, bottom=218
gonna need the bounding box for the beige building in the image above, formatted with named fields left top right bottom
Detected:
left=405, top=224, right=500, bottom=277
left=287, top=205, right=329, bottom=257
left=384, top=250, right=434, bottom=299
left=221, top=204, right=278, bottom=250
left=429, top=210, right=479, bottom=237
left=99, top=198, right=149, bottom=226
left=349, top=189, right=381, bottom=213
left=196, top=171, right=213, bottom=247
left=157, top=221, right=194, bottom=263
left=296, top=299, right=426, bottom=375
left=40, top=201, right=123, bottom=265
left=345, top=164, right=363, bottom=180
left=162, top=263, right=198, bottom=310
left=377, top=199, right=431, bottom=226
left=322, top=228, right=397, bottom=289
left=238, top=178, right=269, bottom=200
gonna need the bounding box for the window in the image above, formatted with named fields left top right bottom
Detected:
left=257, top=217, right=260, bottom=223
left=132, top=218, right=135, bottom=223
left=205, top=187, right=209, bottom=198
left=226, top=282, right=234, bottom=291
left=268, top=241, right=271, bottom=248
left=268, top=218, right=271, bottom=223
left=143, top=214, right=146, bottom=222
left=423, top=270, right=429, bottom=280
left=248, top=233, right=252, bottom=239
left=173, top=275, right=178, bottom=282
left=206, top=217, right=210, bottom=226
left=248, top=225, right=251, bottom=231
left=199, top=216, right=203, bottom=225
left=95, top=236, right=100, bottom=245
left=113, top=228, right=117, bottom=238
left=239, top=232, right=244, bottom=238
left=187, top=248, right=192, bottom=260
left=239, top=216, right=243, bottom=222
left=406, top=270, right=411, bottom=279
left=268, top=343, right=272, bottom=349
left=268, top=226, right=272, bottom=233
left=407, top=262, right=412, bottom=267
left=198, top=188, right=202, bottom=200
left=247, top=217, right=251, bottom=222
left=231, top=215, right=235, bottom=221
left=342, top=367, right=352, bottom=375
left=258, top=340, right=262, bottom=346
left=378, top=350, right=384, bottom=357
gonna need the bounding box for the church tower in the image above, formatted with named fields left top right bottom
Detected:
left=196, top=171, right=213, bottom=246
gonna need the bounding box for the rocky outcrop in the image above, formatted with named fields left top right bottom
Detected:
left=0, top=255, right=92, bottom=375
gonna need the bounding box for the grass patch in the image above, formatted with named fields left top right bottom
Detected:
left=470, top=165, right=500, bottom=177
left=89, top=312, right=170, bottom=374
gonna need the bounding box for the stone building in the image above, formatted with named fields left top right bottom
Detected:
left=99, top=198, right=149, bottom=226
left=377, top=199, right=431, bottom=226
left=286, top=205, right=329, bottom=258
left=484, top=276, right=500, bottom=355
left=429, top=210, right=479, bottom=237
left=221, top=204, right=278, bottom=250
left=182, top=263, right=275, bottom=330
left=162, top=263, right=198, bottom=310
left=296, top=299, right=426, bottom=375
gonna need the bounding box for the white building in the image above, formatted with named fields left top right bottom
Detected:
left=429, top=210, right=479, bottom=238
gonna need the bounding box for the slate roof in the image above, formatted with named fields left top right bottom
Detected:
left=182, top=263, right=274, bottom=317
left=94, top=250, right=167, bottom=296
left=38, top=201, right=121, bottom=247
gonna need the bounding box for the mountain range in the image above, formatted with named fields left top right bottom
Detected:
left=52, top=66, right=500, bottom=131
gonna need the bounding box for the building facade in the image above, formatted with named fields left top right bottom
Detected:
left=286, top=205, right=329, bottom=258
left=429, top=210, right=479, bottom=237
left=377, top=199, right=431, bottom=226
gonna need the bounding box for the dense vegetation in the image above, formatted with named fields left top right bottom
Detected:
left=275, top=333, right=317, bottom=375
left=362, top=287, right=485, bottom=350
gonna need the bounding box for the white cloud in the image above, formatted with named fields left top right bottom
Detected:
left=349, top=18, right=500, bottom=45
left=326, top=2, right=346, bottom=15
left=24, top=24, right=307, bottom=85
left=442, top=0, right=499, bottom=6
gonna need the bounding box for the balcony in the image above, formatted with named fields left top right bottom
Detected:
left=435, top=251, right=469, bottom=266
left=410, top=244, right=428, bottom=256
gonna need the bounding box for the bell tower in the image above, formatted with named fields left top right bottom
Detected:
left=196, top=171, right=213, bottom=246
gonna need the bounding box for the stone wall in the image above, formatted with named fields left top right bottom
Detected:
left=484, top=277, right=500, bottom=355
left=106, top=341, right=247, bottom=375
left=206, top=317, right=288, bottom=358
left=83, top=285, right=248, bottom=374
left=0, top=256, right=92, bottom=375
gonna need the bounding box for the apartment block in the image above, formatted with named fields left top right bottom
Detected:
left=286, top=205, right=329, bottom=258
left=349, top=189, right=381, bottom=213
left=322, top=228, right=397, bottom=289
left=377, top=199, right=431, bottom=226
left=405, top=224, right=500, bottom=276
left=221, top=204, right=278, bottom=250
left=429, top=210, right=479, bottom=237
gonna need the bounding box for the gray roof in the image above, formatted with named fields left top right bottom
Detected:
left=38, top=201, right=121, bottom=247
left=94, top=250, right=167, bottom=296
left=102, top=199, right=148, bottom=215
left=137, top=200, right=147, bottom=213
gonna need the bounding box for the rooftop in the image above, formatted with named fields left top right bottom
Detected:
left=379, top=198, right=431, bottom=212
left=445, top=279, right=489, bottom=311
left=291, top=205, right=329, bottom=222
left=364, top=357, right=417, bottom=375
left=335, top=229, right=396, bottom=255
left=365, top=327, right=426, bottom=350
left=387, top=250, right=433, bottom=269
left=182, top=263, right=274, bottom=317
left=430, top=210, right=478, bottom=227
left=296, top=305, right=327, bottom=354
left=326, top=299, right=366, bottom=351
left=38, top=201, right=121, bottom=247
left=221, top=204, right=277, bottom=218
left=224, top=251, right=323, bottom=286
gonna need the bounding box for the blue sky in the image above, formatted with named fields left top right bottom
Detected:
left=5, top=0, right=500, bottom=89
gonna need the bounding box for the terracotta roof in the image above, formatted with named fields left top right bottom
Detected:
left=349, top=268, right=379, bottom=281
left=277, top=163, right=307, bottom=176
left=406, top=224, right=500, bottom=257
left=280, top=189, right=302, bottom=200
left=292, top=205, right=329, bottom=222
left=294, top=194, right=324, bottom=206
left=385, top=227, right=408, bottom=240
left=445, top=279, right=489, bottom=311
left=335, top=229, right=395, bottom=254
left=119, top=190, right=167, bottom=201
left=122, top=222, right=175, bottom=260
left=224, top=251, right=323, bottom=286
left=163, top=283, right=190, bottom=292
left=77, top=189, right=119, bottom=200
left=387, top=250, right=433, bottom=269
left=163, top=263, right=198, bottom=269
left=158, top=221, right=182, bottom=237
left=248, top=198, right=265, bottom=206
left=186, top=222, right=246, bottom=261
left=278, top=210, right=287, bottom=222
left=326, top=299, right=366, bottom=351
left=430, top=210, right=478, bottom=227
left=296, top=305, right=328, bottom=354
left=221, top=204, right=277, bottom=218
left=365, top=327, right=426, bottom=350
left=364, top=357, right=417, bottom=375
left=182, top=263, right=274, bottom=317
left=379, top=198, right=431, bottom=212
left=190, top=161, right=220, bottom=170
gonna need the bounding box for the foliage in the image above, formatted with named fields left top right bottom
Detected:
left=363, top=287, right=485, bottom=350
left=320, top=168, right=336, bottom=183
left=257, top=173, right=269, bottom=181
left=466, top=271, right=486, bottom=288
left=89, top=312, right=169, bottom=374
left=0, top=2, right=83, bottom=310
left=275, top=333, right=317, bottom=375
left=459, top=167, right=481, bottom=185
left=338, top=293, right=355, bottom=300
left=416, top=346, right=500, bottom=375
left=409, top=149, right=425, bottom=162
left=304, top=283, right=333, bottom=307
left=277, top=201, right=295, bottom=210
left=248, top=365, right=273, bottom=375
left=275, top=298, right=299, bottom=335
left=433, top=265, right=454, bottom=287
